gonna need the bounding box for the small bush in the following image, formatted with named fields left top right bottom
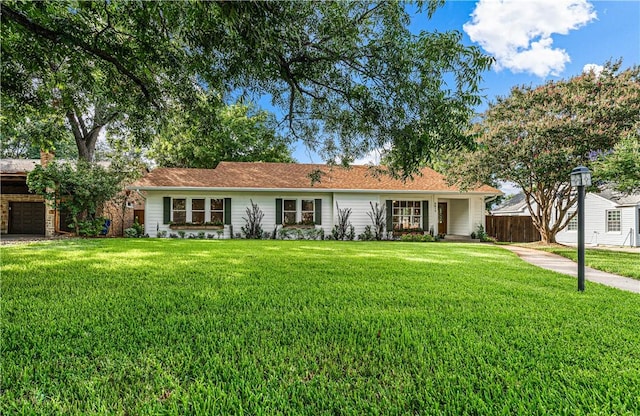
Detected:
left=400, top=233, right=435, bottom=242
left=157, top=230, right=168, bottom=238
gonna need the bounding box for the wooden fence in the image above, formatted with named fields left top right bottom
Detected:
left=486, top=215, right=541, bottom=243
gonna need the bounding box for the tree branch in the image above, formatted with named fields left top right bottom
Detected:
left=1, top=4, right=153, bottom=101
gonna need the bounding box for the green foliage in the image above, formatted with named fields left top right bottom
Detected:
left=76, top=217, right=108, bottom=237
left=26, top=161, right=124, bottom=234
left=124, top=220, right=145, bottom=238
left=149, top=100, right=294, bottom=168
left=2, top=240, right=639, bottom=414
left=399, top=232, right=435, bottom=242
left=592, top=135, right=640, bottom=194
left=241, top=200, right=265, bottom=239
left=278, top=227, right=324, bottom=241
left=472, top=224, right=495, bottom=242
left=448, top=61, right=640, bottom=243
left=2, top=1, right=491, bottom=174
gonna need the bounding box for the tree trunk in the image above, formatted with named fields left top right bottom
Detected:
left=66, top=109, right=105, bottom=163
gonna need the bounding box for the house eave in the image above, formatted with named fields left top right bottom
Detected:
left=129, top=185, right=500, bottom=195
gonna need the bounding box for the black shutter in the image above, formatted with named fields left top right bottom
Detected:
left=275, top=198, right=283, bottom=225
left=163, top=197, right=171, bottom=224
left=422, top=201, right=429, bottom=232
left=314, top=199, right=322, bottom=225
left=224, top=198, right=231, bottom=225
left=386, top=200, right=393, bottom=231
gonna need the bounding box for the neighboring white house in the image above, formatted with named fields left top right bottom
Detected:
left=129, top=162, right=501, bottom=239
left=556, top=190, right=640, bottom=247
left=492, top=189, right=640, bottom=247
left=490, top=193, right=537, bottom=216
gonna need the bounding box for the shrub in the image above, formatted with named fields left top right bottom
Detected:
left=366, top=202, right=386, bottom=240
left=358, top=225, right=376, bottom=241
left=400, top=233, right=435, bottom=242
left=241, top=199, right=265, bottom=239
left=157, top=230, right=168, bottom=238
left=332, top=203, right=355, bottom=240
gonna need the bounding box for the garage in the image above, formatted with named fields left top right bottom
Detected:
left=9, top=202, right=45, bottom=234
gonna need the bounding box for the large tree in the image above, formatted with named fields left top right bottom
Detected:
left=2, top=1, right=491, bottom=174
left=148, top=99, right=293, bottom=168
left=447, top=62, right=640, bottom=243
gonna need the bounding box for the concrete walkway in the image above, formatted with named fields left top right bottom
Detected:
left=501, top=245, right=640, bottom=294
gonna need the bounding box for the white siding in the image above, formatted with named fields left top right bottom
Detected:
left=556, top=193, right=639, bottom=247
left=449, top=199, right=469, bottom=235
left=143, top=189, right=490, bottom=240
left=470, top=196, right=485, bottom=232
left=333, top=193, right=380, bottom=237
left=144, top=191, right=333, bottom=238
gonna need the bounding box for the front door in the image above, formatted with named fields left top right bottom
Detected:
left=438, top=202, right=447, bottom=235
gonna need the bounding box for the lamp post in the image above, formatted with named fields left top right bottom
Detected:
left=570, top=166, right=591, bottom=292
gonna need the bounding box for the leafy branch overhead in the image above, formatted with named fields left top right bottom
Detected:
left=2, top=1, right=492, bottom=175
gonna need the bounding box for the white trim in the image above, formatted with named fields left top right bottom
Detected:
left=131, top=186, right=498, bottom=195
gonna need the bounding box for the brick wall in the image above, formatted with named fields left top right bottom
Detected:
left=0, top=193, right=46, bottom=234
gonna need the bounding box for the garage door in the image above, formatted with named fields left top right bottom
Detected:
left=9, top=202, right=45, bottom=234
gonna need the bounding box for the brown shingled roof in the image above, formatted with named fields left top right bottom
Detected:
left=131, top=162, right=500, bottom=194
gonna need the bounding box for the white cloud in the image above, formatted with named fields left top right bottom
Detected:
left=583, top=63, right=604, bottom=76
left=463, top=0, right=597, bottom=77
left=354, top=149, right=384, bottom=165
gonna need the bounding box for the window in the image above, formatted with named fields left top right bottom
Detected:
left=172, top=198, right=186, bottom=223
left=567, top=212, right=577, bottom=231
left=210, top=199, right=224, bottom=224
left=392, top=200, right=421, bottom=230
left=192, top=199, right=205, bottom=224
left=606, top=210, right=621, bottom=232
left=301, top=200, right=315, bottom=223
left=283, top=199, right=296, bottom=225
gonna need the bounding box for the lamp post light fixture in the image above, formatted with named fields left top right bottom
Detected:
left=570, top=166, right=591, bottom=292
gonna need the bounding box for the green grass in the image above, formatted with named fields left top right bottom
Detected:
left=533, top=246, right=640, bottom=280
left=2, top=239, right=639, bottom=415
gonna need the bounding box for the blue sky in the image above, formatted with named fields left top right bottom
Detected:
left=291, top=0, right=640, bottom=164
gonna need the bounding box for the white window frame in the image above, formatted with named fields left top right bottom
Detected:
left=172, top=197, right=225, bottom=224
left=392, top=200, right=422, bottom=230
left=283, top=199, right=297, bottom=225
left=606, top=209, right=621, bottom=233
left=210, top=198, right=224, bottom=225
left=172, top=198, right=187, bottom=223
left=567, top=211, right=577, bottom=231
left=301, top=199, right=315, bottom=224
left=191, top=198, right=206, bottom=224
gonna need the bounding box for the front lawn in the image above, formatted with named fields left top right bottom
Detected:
left=2, top=240, right=639, bottom=414
left=533, top=245, right=640, bottom=280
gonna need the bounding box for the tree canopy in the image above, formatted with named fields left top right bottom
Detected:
left=592, top=135, right=640, bottom=195
left=446, top=61, right=640, bottom=243
left=2, top=0, right=492, bottom=174
left=148, top=100, right=294, bottom=168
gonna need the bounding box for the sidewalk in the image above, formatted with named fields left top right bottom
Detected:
left=500, top=245, right=640, bottom=294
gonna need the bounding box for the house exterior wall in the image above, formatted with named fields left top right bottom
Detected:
left=556, top=193, right=639, bottom=247
left=143, top=190, right=488, bottom=239
left=334, top=193, right=380, bottom=236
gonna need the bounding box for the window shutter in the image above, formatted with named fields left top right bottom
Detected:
left=224, top=198, right=232, bottom=225
left=422, top=201, right=429, bottom=232
left=385, top=200, right=393, bottom=231
left=163, top=197, right=171, bottom=224
left=314, top=199, right=322, bottom=225
left=275, top=198, right=283, bottom=225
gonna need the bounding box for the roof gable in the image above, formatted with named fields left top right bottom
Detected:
left=131, top=162, right=500, bottom=194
